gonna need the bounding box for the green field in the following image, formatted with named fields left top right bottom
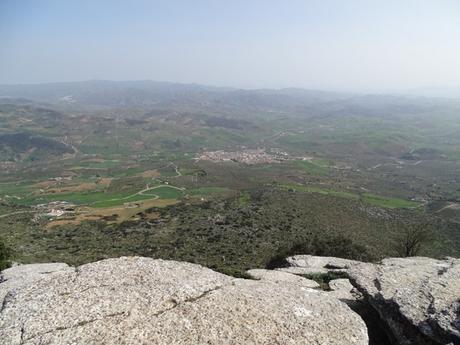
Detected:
left=361, top=193, right=420, bottom=209
left=9, top=185, right=184, bottom=208
left=295, top=160, right=329, bottom=175
left=15, top=191, right=133, bottom=206
left=147, top=186, right=184, bottom=199
left=188, top=187, right=233, bottom=197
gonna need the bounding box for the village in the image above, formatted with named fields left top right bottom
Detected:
left=197, top=148, right=290, bottom=164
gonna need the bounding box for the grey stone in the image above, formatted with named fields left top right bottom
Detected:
left=349, top=256, right=460, bottom=345
left=246, top=268, right=320, bottom=288
left=0, top=257, right=368, bottom=345
left=328, top=278, right=363, bottom=306
left=0, top=262, right=73, bottom=306
left=277, top=255, right=359, bottom=275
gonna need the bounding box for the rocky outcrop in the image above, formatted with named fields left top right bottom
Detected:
left=0, top=257, right=368, bottom=345
left=4, top=255, right=456, bottom=345
left=348, top=257, right=460, bottom=345
left=271, top=254, right=460, bottom=344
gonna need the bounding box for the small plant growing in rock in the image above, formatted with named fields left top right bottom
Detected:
left=302, top=271, right=350, bottom=291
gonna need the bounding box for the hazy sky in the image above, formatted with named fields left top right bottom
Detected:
left=1, top=0, right=460, bottom=91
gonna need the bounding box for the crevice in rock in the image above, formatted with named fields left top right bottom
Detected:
left=20, top=326, right=25, bottom=343
left=437, top=260, right=454, bottom=276
left=0, top=290, right=14, bottom=314
left=349, top=277, right=440, bottom=345
left=349, top=300, right=393, bottom=345
left=295, top=272, right=393, bottom=345
left=373, top=278, right=382, bottom=292
left=66, top=266, right=80, bottom=287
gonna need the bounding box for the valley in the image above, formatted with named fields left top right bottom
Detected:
left=0, top=81, right=459, bottom=276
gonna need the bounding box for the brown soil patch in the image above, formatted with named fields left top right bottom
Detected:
left=33, top=180, right=57, bottom=189
left=36, top=182, right=98, bottom=195
left=141, top=170, right=161, bottom=178
left=45, top=218, right=80, bottom=229
left=73, top=182, right=98, bottom=192
left=97, top=177, right=112, bottom=188
left=83, top=158, right=106, bottom=163
left=46, top=199, right=178, bottom=228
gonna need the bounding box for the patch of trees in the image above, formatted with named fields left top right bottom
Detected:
left=266, top=234, right=374, bottom=269
left=0, top=133, right=74, bottom=161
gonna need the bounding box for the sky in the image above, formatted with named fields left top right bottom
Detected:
left=1, top=0, right=460, bottom=92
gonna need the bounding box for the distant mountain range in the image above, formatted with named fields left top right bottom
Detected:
left=0, top=80, right=458, bottom=116
left=403, top=86, right=460, bottom=99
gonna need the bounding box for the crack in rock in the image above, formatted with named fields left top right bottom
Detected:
left=152, top=285, right=224, bottom=317
left=19, top=285, right=226, bottom=344
left=21, top=311, right=129, bottom=344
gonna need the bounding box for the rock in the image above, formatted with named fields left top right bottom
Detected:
left=329, top=278, right=354, bottom=291
left=246, top=268, right=320, bottom=288
left=0, top=262, right=72, bottom=305
left=247, top=268, right=363, bottom=307
left=0, top=257, right=368, bottom=345
left=277, top=255, right=360, bottom=275
left=348, top=256, right=460, bottom=345
left=328, top=278, right=362, bottom=305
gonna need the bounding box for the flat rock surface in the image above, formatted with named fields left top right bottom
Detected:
left=0, top=262, right=72, bottom=305
left=246, top=268, right=320, bottom=288
left=348, top=256, right=460, bottom=345
left=0, top=257, right=368, bottom=345
left=277, top=255, right=360, bottom=276
left=328, top=278, right=362, bottom=303
left=286, top=255, right=359, bottom=270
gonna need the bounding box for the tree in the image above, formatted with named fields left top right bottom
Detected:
left=396, top=221, right=434, bottom=257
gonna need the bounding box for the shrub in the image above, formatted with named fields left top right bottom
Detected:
left=0, top=239, right=11, bottom=271
left=265, top=250, right=290, bottom=269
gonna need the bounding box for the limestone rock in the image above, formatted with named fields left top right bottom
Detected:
left=0, top=257, right=368, bottom=345
left=0, top=262, right=72, bottom=305
left=328, top=278, right=363, bottom=305
left=349, top=256, right=460, bottom=345
left=246, top=268, right=320, bottom=288
left=277, top=255, right=360, bottom=275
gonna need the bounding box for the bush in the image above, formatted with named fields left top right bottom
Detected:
left=0, top=239, right=11, bottom=271
left=265, top=250, right=290, bottom=269
left=309, top=235, right=374, bottom=261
